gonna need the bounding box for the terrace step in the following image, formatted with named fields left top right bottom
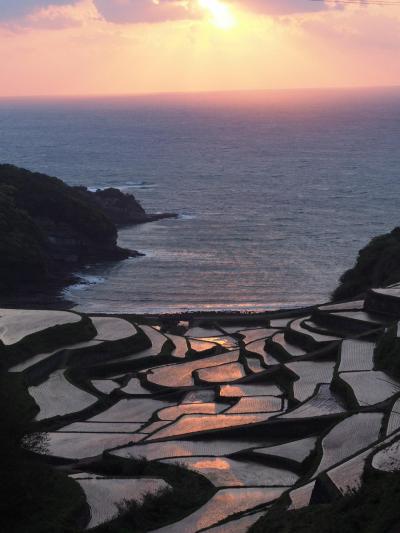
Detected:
left=311, top=412, right=383, bottom=479
left=244, top=339, right=280, bottom=367
left=71, top=474, right=170, bottom=529
left=338, top=370, right=400, bottom=407
left=301, top=319, right=346, bottom=339
left=323, top=448, right=371, bottom=498
left=250, top=436, right=318, bottom=468
left=161, top=454, right=298, bottom=488
left=312, top=309, right=389, bottom=335
left=145, top=351, right=240, bottom=389
left=285, top=361, right=336, bottom=403
left=337, top=339, right=375, bottom=373
left=152, top=487, right=286, bottom=533
left=201, top=511, right=264, bottom=533
left=278, top=384, right=346, bottom=420
left=267, top=332, right=306, bottom=361
left=237, top=328, right=277, bottom=345
left=28, top=369, right=98, bottom=421
left=365, top=288, right=400, bottom=316
left=285, top=317, right=340, bottom=350
left=3, top=309, right=96, bottom=369
left=318, top=300, right=365, bottom=312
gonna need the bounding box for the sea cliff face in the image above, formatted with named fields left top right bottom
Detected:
left=0, top=164, right=175, bottom=298
left=74, top=186, right=176, bottom=226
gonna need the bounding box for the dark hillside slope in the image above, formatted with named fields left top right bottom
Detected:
left=0, top=165, right=134, bottom=293
left=333, top=227, right=400, bottom=301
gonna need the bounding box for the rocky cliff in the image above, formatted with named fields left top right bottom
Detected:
left=333, top=227, right=400, bottom=301
left=0, top=165, right=175, bottom=297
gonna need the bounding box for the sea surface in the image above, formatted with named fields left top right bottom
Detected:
left=1, top=88, right=400, bottom=314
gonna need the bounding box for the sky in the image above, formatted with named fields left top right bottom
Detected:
left=0, top=0, right=399, bottom=96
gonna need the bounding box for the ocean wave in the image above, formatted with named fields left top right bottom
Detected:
left=87, top=181, right=156, bottom=192
left=64, top=274, right=106, bottom=294
left=178, top=213, right=197, bottom=220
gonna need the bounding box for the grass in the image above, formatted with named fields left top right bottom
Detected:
left=0, top=365, right=87, bottom=533
left=250, top=469, right=400, bottom=533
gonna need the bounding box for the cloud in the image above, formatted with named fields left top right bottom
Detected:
left=93, top=0, right=333, bottom=24
left=93, top=0, right=198, bottom=24
left=0, top=0, right=73, bottom=20
left=234, top=0, right=333, bottom=16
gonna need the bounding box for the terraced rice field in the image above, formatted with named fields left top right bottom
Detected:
left=145, top=413, right=273, bottom=442
left=156, top=402, right=227, bottom=420
left=238, top=328, right=277, bottom=344
left=91, top=379, right=120, bottom=394
left=252, top=437, right=317, bottom=465
left=146, top=351, right=240, bottom=388
left=372, top=439, right=400, bottom=472
left=338, top=340, right=375, bottom=372
left=339, top=371, right=400, bottom=406
left=245, top=339, right=280, bottom=366
left=89, top=398, right=173, bottom=423
left=225, top=396, right=282, bottom=414
left=286, top=361, right=336, bottom=402
left=326, top=449, right=371, bottom=495
left=166, top=333, right=189, bottom=358
left=219, top=383, right=283, bottom=398
left=111, top=439, right=272, bottom=461
left=161, top=456, right=298, bottom=487
left=45, top=432, right=145, bottom=459
left=271, top=333, right=306, bottom=357
left=0, top=308, right=81, bottom=345
left=72, top=475, right=170, bottom=529
left=288, top=481, right=316, bottom=509
left=196, top=362, right=246, bottom=383
left=152, top=487, right=286, bottom=533
left=120, top=377, right=152, bottom=395
left=312, top=413, right=383, bottom=478
left=245, top=356, right=265, bottom=373
left=90, top=316, right=137, bottom=341
left=29, top=370, right=98, bottom=421
left=279, top=384, right=345, bottom=419
left=289, top=318, right=340, bottom=343
left=386, top=398, right=400, bottom=435
left=203, top=511, right=264, bottom=533
left=7, top=291, right=400, bottom=530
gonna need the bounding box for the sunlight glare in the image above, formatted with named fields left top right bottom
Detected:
left=198, top=0, right=236, bottom=30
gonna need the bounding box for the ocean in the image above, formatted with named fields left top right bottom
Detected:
left=0, top=88, right=399, bottom=314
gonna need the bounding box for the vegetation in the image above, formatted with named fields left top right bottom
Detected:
left=94, top=458, right=215, bottom=532
left=374, top=325, right=400, bottom=378
left=333, top=227, right=400, bottom=300
left=250, top=469, right=400, bottom=533
left=0, top=362, right=87, bottom=533
left=0, top=164, right=128, bottom=293
left=0, top=183, right=47, bottom=287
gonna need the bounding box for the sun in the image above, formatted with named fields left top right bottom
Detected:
left=198, top=0, right=236, bottom=30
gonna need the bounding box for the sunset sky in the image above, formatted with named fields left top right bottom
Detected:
left=0, top=0, right=399, bottom=97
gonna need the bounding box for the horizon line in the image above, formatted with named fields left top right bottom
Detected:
left=0, top=84, right=400, bottom=101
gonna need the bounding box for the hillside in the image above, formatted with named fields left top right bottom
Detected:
left=3, top=286, right=400, bottom=531
left=0, top=165, right=174, bottom=297
left=333, top=227, right=400, bottom=301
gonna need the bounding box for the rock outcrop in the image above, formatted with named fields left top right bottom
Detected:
left=0, top=165, right=175, bottom=297
left=74, top=186, right=176, bottom=226
left=333, top=227, right=400, bottom=301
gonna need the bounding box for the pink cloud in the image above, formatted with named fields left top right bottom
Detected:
left=93, top=0, right=198, bottom=24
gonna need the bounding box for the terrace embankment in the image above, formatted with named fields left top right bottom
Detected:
left=4, top=285, right=400, bottom=531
